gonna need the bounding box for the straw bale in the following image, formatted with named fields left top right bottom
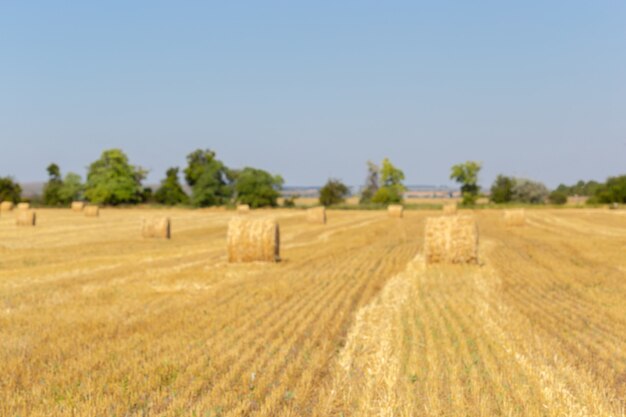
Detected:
left=306, top=206, right=327, bottom=224
left=142, top=217, right=171, bottom=239
left=227, top=217, right=280, bottom=263
left=17, top=202, right=30, bottom=210
left=237, top=204, right=251, bottom=213
left=504, top=209, right=525, bottom=227
left=442, top=203, right=457, bottom=215
left=84, top=206, right=100, bottom=217
left=71, top=201, right=86, bottom=212
left=388, top=205, right=404, bottom=218
left=424, top=215, right=478, bottom=264
left=0, top=201, right=14, bottom=212
left=16, top=210, right=36, bottom=226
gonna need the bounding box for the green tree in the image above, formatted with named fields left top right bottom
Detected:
left=42, top=163, right=64, bottom=206
left=58, top=173, right=84, bottom=204
left=84, top=149, right=147, bottom=205
left=184, top=149, right=233, bottom=207
left=549, top=190, right=568, bottom=205
left=359, top=161, right=379, bottom=204
left=511, top=178, right=549, bottom=204
left=490, top=175, right=515, bottom=204
left=234, top=167, right=283, bottom=208
left=371, top=158, right=406, bottom=204
left=154, top=167, right=188, bottom=205
left=319, top=178, right=350, bottom=206
left=0, top=177, right=22, bottom=203
left=450, top=161, right=482, bottom=205
left=594, top=175, right=626, bottom=204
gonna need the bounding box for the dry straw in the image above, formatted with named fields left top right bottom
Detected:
left=237, top=204, right=251, bottom=213
left=306, top=206, right=327, bottom=224
left=227, top=217, right=280, bottom=263
left=504, top=209, right=525, bottom=227
left=388, top=205, right=404, bottom=218
left=0, top=201, right=14, bottom=212
left=17, top=202, right=30, bottom=211
left=424, top=215, right=478, bottom=264
left=84, top=206, right=100, bottom=217
left=16, top=210, right=36, bottom=226
left=142, top=217, right=171, bottom=239
left=71, top=201, right=85, bottom=212
left=442, top=203, right=457, bottom=215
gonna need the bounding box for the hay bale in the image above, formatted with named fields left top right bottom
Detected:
left=237, top=204, right=251, bottom=213
left=142, top=217, right=171, bottom=239
left=16, top=210, right=36, bottom=226
left=442, top=203, right=457, bottom=215
left=306, top=206, right=327, bottom=224
left=0, top=201, right=14, bottom=212
left=71, top=201, right=86, bottom=212
left=388, top=205, right=404, bottom=218
left=227, top=217, right=280, bottom=263
left=424, top=215, right=478, bottom=264
left=84, top=206, right=100, bottom=217
left=504, top=209, right=525, bottom=227
left=17, top=202, right=30, bottom=210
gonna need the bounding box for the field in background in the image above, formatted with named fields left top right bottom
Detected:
left=1, top=208, right=625, bottom=416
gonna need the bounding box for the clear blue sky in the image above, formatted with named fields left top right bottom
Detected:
left=1, top=1, right=624, bottom=188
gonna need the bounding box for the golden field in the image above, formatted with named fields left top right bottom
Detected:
left=1, top=208, right=625, bottom=416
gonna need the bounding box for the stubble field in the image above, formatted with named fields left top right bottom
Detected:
left=1, top=208, right=625, bottom=416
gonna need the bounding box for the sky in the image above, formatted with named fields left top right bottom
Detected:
left=1, top=1, right=625, bottom=188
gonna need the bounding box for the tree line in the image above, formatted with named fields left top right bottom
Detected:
left=0, top=149, right=624, bottom=207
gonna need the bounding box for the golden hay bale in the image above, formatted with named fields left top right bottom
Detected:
left=424, top=215, right=478, bottom=264
left=504, top=209, right=525, bottom=227
left=442, top=203, right=457, bottom=215
left=84, top=206, right=100, bottom=217
left=142, top=217, right=171, bottom=239
left=306, top=206, right=327, bottom=224
left=237, top=204, right=251, bottom=213
left=388, top=205, right=404, bottom=218
left=71, top=201, right=86, bottom=212
left=16, top=210, right=36, bottom=226
left=0, top=201, right=14, bottom=212
left=227, top=217, right=279, bottom=263
left=17, top=202, right=30, bottom=210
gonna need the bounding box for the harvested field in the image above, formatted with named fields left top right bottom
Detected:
left=0, top=209, right=624, bottom=416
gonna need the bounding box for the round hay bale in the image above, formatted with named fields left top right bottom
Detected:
left=16, top=210, right=36, bottom=226
left=0, top=201, right=14, bottom=212
left=306, top=206, right=327, bottom=224
left=504, top=209, right=525, bottom=227
left=17, top=202, right=30, bottom=211
left=388, top=205, right=404, bottom=218
left=71, top=201, right=86, bottom=212
left=227, top=217, right=280, bottom=263
left=142, top=217, right=171, bottom=239
left=442, top=203, right=457, bottom=215
left=237, top=204, right=251, bottom=214
left=84, top=206, right=100, bottom=217
left=424, top=215, right=478, bottom=264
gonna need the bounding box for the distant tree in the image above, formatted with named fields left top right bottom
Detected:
left=184, top=149, right=233, bottom=207
left=450, top=161, right=482, bottom=205
left=371, top=158, right=406, bottom=204
left=548, top=190, right=568, bottom=205
left=84, top=149, right=147, bottom=205
left=42, top=163, right=64, bottom=206
left=594, top=175, right=626, bottom=204
left=555, top=180, right=603, bottom=197
left=359, top=161, right=379, bottom=204
left=58, top=172, right=84, bottom=203
left=282, top=195, right=298, bottom=208
left=511, top=179, right=549, bottom=204
left=490, top=175, right=515, bottom=204
left=234, top=167, right=283, bottom=208
left=0, top=176, right=22, bottom=203
left=319, top=178, right=350, bottom=206
left=154, top=167, right=188, bottom=205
